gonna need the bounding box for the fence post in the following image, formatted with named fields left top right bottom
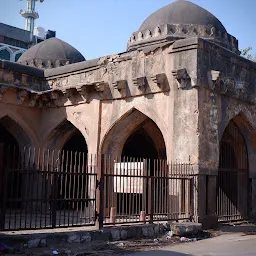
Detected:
left=148, top=161, right=154, bottom=224
left=51, top=166, right=58, bottom=228
left=0, top=143, right=6, bottom=230
left=96, top=154, right=104, bottom=230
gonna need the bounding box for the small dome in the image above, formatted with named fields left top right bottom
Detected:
left=139, top=0, right=226, bottom=32
left=18, top=37, right=85, bottom=69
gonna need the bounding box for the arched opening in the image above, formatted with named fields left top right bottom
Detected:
left=52, top=126, right=89, bottom=212
left=122, top=127, right=158, bottom=159
left=0, top=49, right=11, bottom=61
left=0, top=124, right=21, bottom=209
left=101, top=109, right=167, bottom=219
left=15, top=52, right=23, bottom=62
left=217, top=119, right=248, bottom=221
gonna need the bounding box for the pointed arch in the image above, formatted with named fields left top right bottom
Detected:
left=217, top=112, right=253, bottom=221
left=43, top=118, right=88, bottom=151
left=0, top=115, right=34, bottom=148
left=219, top=111, right=256, bottom=176
left=100, top=107, right=166, bottom=158
left=14, top=49, right=25, bottom=62
left=0, top=46, right=13, bottom=61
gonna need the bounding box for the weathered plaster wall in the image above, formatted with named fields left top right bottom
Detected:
left=198, top=39, right=256, bottom=175
left=198, top=38, right=256, bottom=220
left=170, top=38, right=199, bottom=164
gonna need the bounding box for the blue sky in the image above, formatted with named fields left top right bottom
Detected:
left=1, top=0, right=255, bottom=60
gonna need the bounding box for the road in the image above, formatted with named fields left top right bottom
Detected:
left=125, top=232, right=256, bottom=256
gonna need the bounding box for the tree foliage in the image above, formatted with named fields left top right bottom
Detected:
left=240, top=47, right=256, bottom=62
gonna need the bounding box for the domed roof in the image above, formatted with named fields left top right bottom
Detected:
left=127, top=0, right=239, bottom=53
left=18, top=37, right=85, bottom=69
left=139, top=0, right=226, bottom=32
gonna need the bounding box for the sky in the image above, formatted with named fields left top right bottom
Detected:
left=0, top=0, right=255, bottom=60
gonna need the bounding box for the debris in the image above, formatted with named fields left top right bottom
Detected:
left=166, top=230, right=174, bottom=237
left=153, top=238, right=159, bottom=243
left=180, top=237, right=192, bottom=242
left=52, top=250, right=59, bottom=255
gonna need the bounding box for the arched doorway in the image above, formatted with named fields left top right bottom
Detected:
left=217, top=120, right=248, bottom=221
left=56, top=130, right=88, bottom=211
left=101, top=109, right=167, bottom=220
left=0, top=124, right=21, bottom=208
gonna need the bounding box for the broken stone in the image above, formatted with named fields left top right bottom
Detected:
left=171, top=222, right=202, bottom=236
left=28, top=238, right=41, bottom=248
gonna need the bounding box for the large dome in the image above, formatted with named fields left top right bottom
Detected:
left=18, top=37, right=85, bottom=69
left=127, top=0, right=238, bottom=54
left=139, top=0, right=226, bottom=32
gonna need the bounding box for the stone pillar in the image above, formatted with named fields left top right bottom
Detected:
left=195, top=168, right=218, bottom=229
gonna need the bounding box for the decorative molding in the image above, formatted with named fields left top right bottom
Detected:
left=61, top=87, right=77, bottom=101
left=29, top=93, right=40, bottom=107
left=113, top=80, right=127, bottom=96
left=207, top=70, right=248, bottom=99
left=172, top=69, right=191, bottom=89
left=127, top=24, right=239, bottom=54
left=208, top=70, right=220, bottom=90
left=151, top=73, right=166, bottom=89
left=94, top=81, right=107, bottom=92
left=76, top=85, right=89, bottom=103
left=17, top=90, right=28, bottom=104
left=133, top=76, right=147, bottom=92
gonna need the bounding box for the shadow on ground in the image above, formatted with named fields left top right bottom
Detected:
left=218, top=222, right=256, bottom=233
left=125, top=251, right=192, bottom=256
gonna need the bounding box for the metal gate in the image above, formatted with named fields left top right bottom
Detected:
left=217, top=120, right=248, bottom=221
left=0, top=146, right=97, bottom=230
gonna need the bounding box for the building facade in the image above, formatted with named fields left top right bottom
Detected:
left=0, top=0, right=255, bottom=228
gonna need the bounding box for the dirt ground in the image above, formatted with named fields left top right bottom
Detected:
left=1, top=230, right=218, bottom=256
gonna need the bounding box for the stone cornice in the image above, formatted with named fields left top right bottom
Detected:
left=127, top=23, right=239, bottom=54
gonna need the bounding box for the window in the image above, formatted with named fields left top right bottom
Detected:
left=15, top=52, right=23, bottom=62
left=0, top=49, right=11, bottom=61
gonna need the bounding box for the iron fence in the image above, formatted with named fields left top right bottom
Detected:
left=102, top=156, right=194, bottom=225
left=217, top=168, right=248, bottom=222
left=0, top=146, right=97, bottom=230
left=0, top=146, right=194, bottom=231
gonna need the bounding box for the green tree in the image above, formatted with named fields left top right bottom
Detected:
left=240, top=47, right=256, bottom=62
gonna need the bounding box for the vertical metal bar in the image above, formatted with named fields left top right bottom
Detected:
left=0, top=143, right=6, bottom=230
left=148, top=158, right=153, bottom=224
left=95, top=154, right=104, bottom=230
